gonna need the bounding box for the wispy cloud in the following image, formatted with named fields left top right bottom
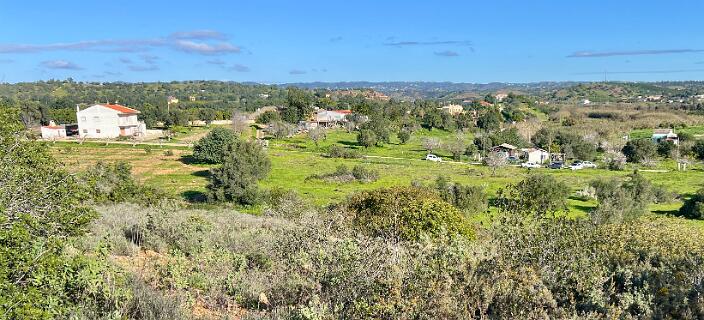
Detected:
left=103, top=71, right=122, bottom=76
left=207, top=59, right=226, bottom=65
left=289, top=69, right=307, bottom=75
left=0, top=30, right=242, bottom=56
left=568, top=49, right=704, bottom=58
left=173, top=40, right=240, bottom=55
left=573, top=69, right=704, bottom=75
left=384, top=40, right=473, bottom=47
left=128, top=65, right=159, bottom=72
left=118, top=57, right=132, bottom=64
left=329, top=36, right=343, bottom=42
left=228, top=64, right=250, bottom=72
left=40, top=60, right=82, bottom=70
left=139, top=54, right=159, bottom=64
left=169, top=30, right=228, bottom=40
left=434, top=50, right=459, bottom=57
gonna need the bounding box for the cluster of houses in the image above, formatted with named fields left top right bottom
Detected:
left=41, top=103, right=147, bottom=140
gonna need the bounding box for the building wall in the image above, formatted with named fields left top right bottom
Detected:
left=77, top=106, right=121, bottom=138
left=40, top=127, right=66, bottom=139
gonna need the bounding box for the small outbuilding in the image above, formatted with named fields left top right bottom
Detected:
left=520, top=147, right=550, bottom=164
left=652, top=129, right=679, bottom=145
left=490, top=143, right=518, bottom=157
left=40, top=121, right=67, bottom=139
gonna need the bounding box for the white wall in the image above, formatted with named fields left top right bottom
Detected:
left=77, top=105, right=121, bottom=138
left=40, top=127, right=66, bottom=139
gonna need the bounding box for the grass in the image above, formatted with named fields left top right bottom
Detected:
left=630, top=125, right=704, bottom=139
left=50, top=139, right=704, bottom=221
left=269, top=128, right=475, bottom=161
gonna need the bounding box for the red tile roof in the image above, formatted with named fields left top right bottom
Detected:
left=100, top=104, right=140, bottom=114
left=332, top=109, right=352, bottom=114
left=42, top=126, right=63, bottom=129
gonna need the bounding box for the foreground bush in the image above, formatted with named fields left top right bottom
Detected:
left=344, top=186, right=475, bottom=241
left=0, top=108, right=126, bottom=318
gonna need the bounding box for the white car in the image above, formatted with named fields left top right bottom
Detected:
left=521, top=162, right=541, bottom=168
left=425, top=154, right=442, bottom=162
left=581, top=161, right=597, bottom=169
left=569, top=162, right=584, bottom=170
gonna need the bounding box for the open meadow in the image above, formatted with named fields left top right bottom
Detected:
left=50, top=128, right=704, bottom=223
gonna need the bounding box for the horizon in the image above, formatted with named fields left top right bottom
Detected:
left=2, top=1, right=704, bottom=83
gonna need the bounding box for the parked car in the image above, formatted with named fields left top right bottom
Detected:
left=425, top=154, right=442, bottom=162
left=549, top=161, right=564, bottom=169
left=581, top=161, right=597, bottom=169
left=507, top=156, right=519, bottom=163
left=521, top=162, right=541, bottom=168
left=569, top=162, right=584, bottom=170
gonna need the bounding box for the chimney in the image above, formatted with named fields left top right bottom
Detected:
left=75, top=104, right=80, bottom=113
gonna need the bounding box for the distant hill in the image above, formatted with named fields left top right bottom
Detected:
left=280, top=81, right=580, bottom=100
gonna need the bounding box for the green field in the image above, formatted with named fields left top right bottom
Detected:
left=269, top=128, right=476, bottom=161
left=630, top=125, right=704, bottom=139
left=50, top=133, right=704, bottom=221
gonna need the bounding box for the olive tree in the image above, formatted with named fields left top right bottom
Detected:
left=206, top=139, right=271, bottom=205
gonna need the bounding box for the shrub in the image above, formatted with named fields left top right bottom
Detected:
left=397, top=130, right=411, bottom=144
left=357, top=129, right=377, bottom=148
left=80, top=161, right=166, bottom=205
left=255, top=110, right=281, bottom=124
left=344, top=186, right=475, bottom=241
left=693, top=140, right=704, bottom=160
left=206, top=139, right=271, bottom=205
left=590, top=171, right=654, bottom=224
left=326, top=145, right=362, bottom=159
left=263, top=188, right=311, bottom=219
left=192, top=127, right=237, bottom=164
left=435, top=176, right=488, bottom=214
left=351, top=164, right=379, bottom=182
left=657, top=140, right=677, bottom=158
left=144, top=145, right=152, bottom=154
left=677, top=188, right=704, bottom=219
left=622, top=139, right=656, bottom=163
left=163, top=149, right=174, bottom=156
left=604, top=150, right=627, bottom=170
left=497, top=174, right=569, bottom=216
left=306, top=164, right=379, bottom=183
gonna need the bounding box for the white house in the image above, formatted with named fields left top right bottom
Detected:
left=77, top=104, right=146, bottom=139
left=520, top=148, right=550, bottom=164
left=314, top=109, right=351, bottom=126
left=652, top=129, right=679, bottom=145
left=40, top=121, right=67, bottom=139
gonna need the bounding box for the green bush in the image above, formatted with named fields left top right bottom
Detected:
left=326, top=144, right=362, bottom=159
left=590, top=171, right=654, bottom=224
left=80, top=161, right=166, bottom=205
left=351, top=164, right=379, bottom=182
left=206, top=139, right=271, bottom=205
left=677, top=188, right=704, bottom=219
left=622, top=139, right=656, bottom=163
left=497, top=173, right=569, bottom=216
left=192, top=127, right=238, bottom=164
left=345, top=186, right=475, bottom=241
left=435, top=176, right=488, bottom=214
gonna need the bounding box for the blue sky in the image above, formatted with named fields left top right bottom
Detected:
left=1, top=0, right=704, bottom=83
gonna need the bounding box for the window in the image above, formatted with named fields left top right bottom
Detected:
left=96, top=129, right=101, bottom=134
left=82, top=129, right=88, bottom=133
left=80, top=116, right=86, bottom=121
left=93, top=116, right=100, bottom=123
